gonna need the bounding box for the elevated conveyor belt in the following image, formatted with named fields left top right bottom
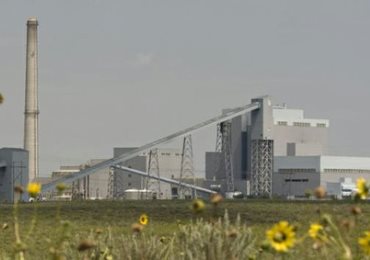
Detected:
left=113, top=165, right=216, bottom=195
left=42, top=102, right=260, bottom=192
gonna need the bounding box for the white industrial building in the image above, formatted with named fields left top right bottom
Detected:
left=49, top=159, right=110, bottom=200
left=272, top=105, right=329, bottom=156
left=270, top=105, right=370, bottom=197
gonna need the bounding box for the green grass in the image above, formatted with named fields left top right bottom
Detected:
left=0, top=199, right=369, bottom=259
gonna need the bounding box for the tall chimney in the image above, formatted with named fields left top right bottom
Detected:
left=24, top=17, right=39, bottom=181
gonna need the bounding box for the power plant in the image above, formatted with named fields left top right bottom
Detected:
left=1, top=17, right=370, bottom=202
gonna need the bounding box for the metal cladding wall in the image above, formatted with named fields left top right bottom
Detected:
left=273, top=125, right=328, bottom=156
left=24, top=18, right=39, bottom=181
left=205, top=152, right=224, bottom=180
left=250, top=96, right=274, bottom=140
left=0, top=148, right=29, bottom=203
left=113, top=148, right=146, bottom=197
left=272, top=172, right=320, bottom=197
left=83, top=159, right=110, bottom=199
left=273, top=156, right=370, bottom=197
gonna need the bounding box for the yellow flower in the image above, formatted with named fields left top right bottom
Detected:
left=356, top=178, right=369, bottom=200
left=266, top=221, right=296, bottom=252
left=314, top=186, right=326, bottom=199
left=27, top=182, right=41, bottom=198
left=56, top=183, right=67, bottom=193
left=192, top=199, right=205, bottom=213
left=358, top=231, right=370, bottom=255
left=139, top=214, right=149, bottom=225
left=131, top=223, right=144, bottom=233
left=308, top=223, right=325, bottom=240
left=210, top=193, right=223, bottom=205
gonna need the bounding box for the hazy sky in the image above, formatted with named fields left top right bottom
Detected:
left=1, top=1, right=370, bottom=177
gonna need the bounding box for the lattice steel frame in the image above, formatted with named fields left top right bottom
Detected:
left=179, top=135, right=195, bottom=199
left=221, top=121, right=235, bottom=192
left=112, top=166, right=126, bottom=198
left=107, top=167, right=114, bottom=199
left=251, top=139, right=273, bottom=196
left=146, top=149, right=161, bottom=198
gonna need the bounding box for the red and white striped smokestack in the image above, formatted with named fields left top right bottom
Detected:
left=24, top=17, right=39, bottom=181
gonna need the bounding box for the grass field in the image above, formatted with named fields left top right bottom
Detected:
left=0, top=199, right=369, bottom=259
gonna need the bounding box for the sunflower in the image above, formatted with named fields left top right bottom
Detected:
left=139, top=214, right=149, bottom=225
left=308, top=223, right=325, bottom=241
left=131, top=223, right=144, bottom=233
left=356, top=178, right=369, bottom=200
left=358, top=231, right=370, bottom=255
left=210, top=193, right=223, bottom=206
left=27, top=182, right=41, bottom=198
left=266, top=221, right=296, bottom=252
left=56, top=183, right=67, bottom=194
left=192, top=199, right=205, bottom=213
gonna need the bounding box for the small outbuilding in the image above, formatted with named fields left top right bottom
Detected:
left=0, top=148, right=29, bottom=203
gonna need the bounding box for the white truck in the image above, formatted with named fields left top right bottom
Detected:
left=326, top=178, right=357, bottom=199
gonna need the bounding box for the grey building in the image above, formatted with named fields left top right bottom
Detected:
left=205, top=97, right=329, bottom=196
left=113, top=147, right=182, bottom=199
left=113, top=148, right=147, bottom=198
left=272, top=156, right=370, bottom=197
left=0, top=148, right=29, bottom=203
left=50, top=159, right=110, bottom=200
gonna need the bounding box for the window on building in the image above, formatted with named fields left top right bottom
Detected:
left=324, top=168, right=370, bottom=174
left=277, top=121, right=288, bottom=126
left=285, top=179, right=309, bottom=182
left=316, top=123, right=326, bottom=128
left=278, top=168, right=316, bottom=174
left=293, top=122, right=311, bottom=127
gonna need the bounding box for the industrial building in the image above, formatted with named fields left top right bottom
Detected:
left=0, top=148, right=29, bottom=203
left=38, top=95, right=370, bottom=200
left=49, top=160, right=110, bottom=200
left=205, top=97, right=328, bottom=194
left=2, top=18, right=367, bottom=201
left=112, top=147, right=183, bottom=199
left=273, top=156, right=370, bottom=197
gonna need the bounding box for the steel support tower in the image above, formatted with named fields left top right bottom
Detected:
left=107, top=167, right=114, bottom=199
left=179, top=135, right=195, bottom=199
left=221, top=121, right=234, bottom=192
left=146, top=149, right=161, bottom=199
left=250, top=96, right=274, bottom=197
left=251, top=139, right=273, bottom=196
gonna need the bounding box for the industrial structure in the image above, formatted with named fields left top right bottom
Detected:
left=205, top=98, right=330, bottom=197
left=273, top=156, right=370, bottom=197
left=41, top=101, right=267, bottom=197
left=111, top=148, right=183, bottom=199
left=24, top=17, right=39, bottom=181
left=2, top=18, right=370, bottom=202
left=0, top=148, right=29, bottom=203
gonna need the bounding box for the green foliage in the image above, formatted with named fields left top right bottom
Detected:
left=0, top=200, right=370, bottom=259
